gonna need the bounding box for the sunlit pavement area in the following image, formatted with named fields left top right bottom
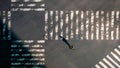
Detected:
left=45, top=0, right=120, bottom=68
left=0, top=0, right=120, bottom=68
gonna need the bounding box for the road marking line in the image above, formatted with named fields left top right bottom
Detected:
left=111, top=52, right=120, bottom=62
left=114, top=48, right=120, bottom=56
left=99, top=61, right=108, bottom=68
left=95, top=64, right=101, bottom=68
left=106, top=55, right=120, bottom=67
left=103, top=58, right=115, bottom=68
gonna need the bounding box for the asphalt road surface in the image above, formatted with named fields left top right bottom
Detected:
left=0, top=0, right=120, bottom=68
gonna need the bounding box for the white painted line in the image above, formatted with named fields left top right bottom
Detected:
left=96, top=11, right=99, bottom=40
left=37, top=40, right=45, bottom=43
left=24, top=40, right=34, bottom=43
left=111, top=31, right=114, bottom=40
left=118, top=45, right=120, bottom=49
left=27, top=4, right=36, bottom=7
left=20, top=8, right=32, bottom=11
left=114, top=48, right=120, bottom=56
left=11, top=0, right=17, bottom=2
left=50, top=31, right=53, bottom=39
left=116, top=11, right=120, bottom=19
left=7, top=11, right=11, bottom=29
left=91, top=11, right=94, bottom=40
left=33, top=8, right=45, bottom=11
left=103, top=58, right=115, bottom=68
left=111, top=52, right=120, bottom=62
left=106, top=55, right=120, bottom=67
left=95, top=64, right=101, bottom=68
left=116, top=27, right=119, bottom=40
left=29, top=49, right=45, bottom=52
left=33, top=0, right=43, bottom=2
left=99, top=61, right=108, bottom=68
left=70, top=11, right=74, bottom=39
left=55, top=24, right=58, bottom=40
left=76, top=11, right=79, bottom=36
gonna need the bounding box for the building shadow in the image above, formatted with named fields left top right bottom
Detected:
left=0, top=16, right=46, bottom=68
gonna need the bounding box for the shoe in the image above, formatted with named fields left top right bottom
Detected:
left=69, top=45, right=74, bottom=49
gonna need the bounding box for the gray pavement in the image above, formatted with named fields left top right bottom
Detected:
left=46, top=40, right=119, bottom=68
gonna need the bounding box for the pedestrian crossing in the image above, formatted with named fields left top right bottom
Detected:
left=11, top=40, right=45, bottom=67
left=0, top=11, right=11, bottom=40
left=45, top=10, right=120, bottom=40
left=1, top=10, right=120, bottom=40
left=94, top=45, right=120, bottom=68
left=11, top=0, right=45, bottom=11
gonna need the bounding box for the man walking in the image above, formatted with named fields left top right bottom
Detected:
left=59, top=36, right=74, bottom=49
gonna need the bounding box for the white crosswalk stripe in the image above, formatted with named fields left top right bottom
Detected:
left=95, top=64, right=101, bottom=68
left=103, top=58, right=115, bottom=68
left=114, top=48, right=120, bottom=56
left=99, top=61, right=108, bottom=68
